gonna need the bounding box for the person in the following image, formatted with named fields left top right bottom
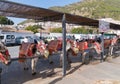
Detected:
left=72, top=35, right=75, bottom=40
left=34, top=39, right=38, bottom=44
left=82, top=39, right=89, bottom=56
left=96, top=37, right=102, bottom=44
left=83, top=39, right=88, bottom=50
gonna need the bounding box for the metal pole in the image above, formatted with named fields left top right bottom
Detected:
left=101, top=32, right=104, bottom=62
left=40, top=29, right=42, bottom=39
left=0, top=68, right=2, bottom=84
left=62, top=14, right=67, bottom=76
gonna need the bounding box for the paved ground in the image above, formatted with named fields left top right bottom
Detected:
left=0, top=46, right=120, bottom=84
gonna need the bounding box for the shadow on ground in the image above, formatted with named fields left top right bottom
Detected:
left=0, top=54, right=87, bottom=84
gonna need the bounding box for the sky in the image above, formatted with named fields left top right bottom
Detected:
left=7, top=0, right=81, bottom=25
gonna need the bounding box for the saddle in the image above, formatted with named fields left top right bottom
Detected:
left=19, top=43, right=35, bottom=62
left=104, top=39, right=112, bottom=48
left=48, top=40, right=62, bottom=54
left=76, top=42, right=84, bottom=52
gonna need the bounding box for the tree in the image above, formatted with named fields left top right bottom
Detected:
left=0, top=16, right=14, bottom=25
left=71, top=27, right=85, bottom=34
left=50, top=27, right=62, bottom=33
left=88, top=29, right=93, bottom=34
left=70, top=27, right=93, bottom=34
left=25, top=25, right=39, bottom=33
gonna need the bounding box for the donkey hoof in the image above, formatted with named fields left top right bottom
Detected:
left=66, top=65, right=71, bottom=70
left=24, top=67, right=29, bottom=70
left=32, top=72, right=36, bottom=75
left=69, top=61, right=72, bottom=63
left=0, top=68, right=2, bottom=73
left=49, top=61, right=54, bottom=64
left=59, top=65, right=62, bottom=68
left=8, top=61, right=11, bottom=65
left=6, top=61, right=11, bottom=66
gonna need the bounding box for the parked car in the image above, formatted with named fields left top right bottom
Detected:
left=15, top=36, right=34, bottom=45
left=0, top=34, right=16, bottom=46
left=44, top=36, right=57, bottom=43
left=15, top=36, right=24, bottom=45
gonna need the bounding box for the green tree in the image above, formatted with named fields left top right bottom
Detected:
left=71, top=27, right=93, bottom=34
left=0, top=16, right=14, bottom=25
left=88, top=29, right=93, bottom=34
left=71, top=27, right=85, bottom=34
left=25, top=25, right=39, bottom=33
left=50, top=27, right=62, bottom=33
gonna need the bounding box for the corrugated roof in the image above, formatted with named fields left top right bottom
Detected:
left=0, top=0, right=120, bottom=30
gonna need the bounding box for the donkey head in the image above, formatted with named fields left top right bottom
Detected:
left=0, top=49, right=11, bottom=65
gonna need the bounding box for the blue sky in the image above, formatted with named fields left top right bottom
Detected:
left=8, top=0, right=81, bottom=25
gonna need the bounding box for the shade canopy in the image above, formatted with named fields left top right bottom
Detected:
left=0, top=0, right=120, bottom=29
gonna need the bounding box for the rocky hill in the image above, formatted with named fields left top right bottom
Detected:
left=19, top=0, right=120, bottom=31
left=18, top=19, right=35, bottom=25
left=49, top=0, right=120, bottom=20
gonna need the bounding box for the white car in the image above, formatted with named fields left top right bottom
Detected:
left=16, top=36, right=34, bottom=44
left=22, top=36, right=34, bottom=43
left=45, top=36, right=56, bottom=42
left=0, top=34, right=15, bottom=46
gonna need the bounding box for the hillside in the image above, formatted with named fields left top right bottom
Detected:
left=18, top=19, right=35, bottom=25
left=49, top=0, right=120, bottom=20
left=19, top=0, right=120, bottom=26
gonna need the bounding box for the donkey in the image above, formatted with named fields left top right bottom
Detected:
left=19, top=42, right=38, bottom=75
left=0, top=41, right=38, bottom=75
left=104, top=37, right=118, bottom=56
left=36, top=39, right=73, bottom=66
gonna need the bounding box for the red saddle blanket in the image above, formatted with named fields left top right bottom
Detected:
left=19, top=43, right=34, bottom=62
left=0, top=50, right=10, bottom=64
left=48, top=40, right=62, bottom=54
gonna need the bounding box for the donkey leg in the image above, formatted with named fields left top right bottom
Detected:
left=60, top=52, right=71, bottom=69
left=23, top=61, right=29, bottom=70
left=67, top=49, right=72, bottom=63
left=60, top=53, right=63, bottom=67
left=82, top=52, right=90, bottom=65
left=64, top=49, right=72, bottom=68
left=48, top=55, right=54, bottom=64
left=110, top=46, right=114, bottom=56
left=31, top=58, right=38, bottom=75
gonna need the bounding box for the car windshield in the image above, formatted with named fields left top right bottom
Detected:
left=17, top=37, right=24, bottom=39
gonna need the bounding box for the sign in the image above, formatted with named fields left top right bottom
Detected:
left=99, top=20, right=110, bottom=32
